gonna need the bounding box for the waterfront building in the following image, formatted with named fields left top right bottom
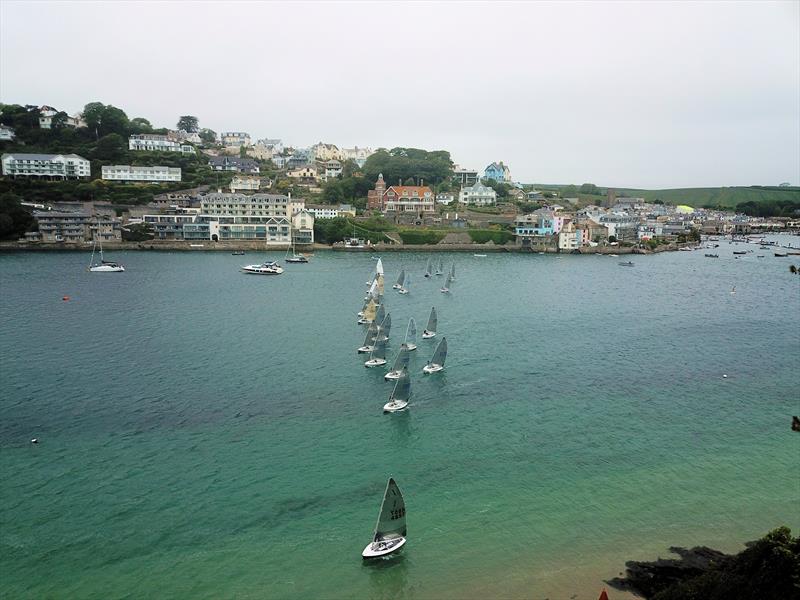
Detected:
left=1, top=153, right=90, bottom=179
left=458, top=180, right=497, bottom=206
left=129, top=134, right=196, bottom=154
left=557, top=221, right=582, bottom=251
left=366, top=173, right=434, bottom=213
left=230, top=175, right=261, bottom=192
left=0, top=125, right=16, bottom=141
left=33, top=210, right=121, bottom=243
left=142, top=208, right=201, bottom=240
left=101, top=165, right=181, bottom=183
left=305, top=203, right=355, bottom=219
left=208, top=156, right=260, bottom=174
left=484, top=161, right=511, bottom=183
left=291, top=208, right=314, bottom=245
left=175, top=193, right=314, bottom=244
left=220, top=132, right=251, bottom=147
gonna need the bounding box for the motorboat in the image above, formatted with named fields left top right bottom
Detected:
left=241, top=261, right=283, bottom=275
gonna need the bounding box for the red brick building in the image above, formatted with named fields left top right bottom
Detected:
left=366, top=173, right=434, bottom=214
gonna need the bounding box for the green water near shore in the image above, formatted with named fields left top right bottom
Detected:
left=1, top=239, right=798, bottom=599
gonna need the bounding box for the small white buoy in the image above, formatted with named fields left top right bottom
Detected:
left=31, top=438, right=38, bottom=444
left=723, top=374, right=728, bottom=379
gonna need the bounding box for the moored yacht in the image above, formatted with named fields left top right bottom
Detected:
left=241, top=261, right=283, bottom=275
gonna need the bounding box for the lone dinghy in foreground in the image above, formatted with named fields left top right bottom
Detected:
left=423, top=337, right=447, bottom=374
left=361, top=477, right=407, bottom=558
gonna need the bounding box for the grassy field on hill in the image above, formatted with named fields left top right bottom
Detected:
left=534, top=184, right=800, bottom=209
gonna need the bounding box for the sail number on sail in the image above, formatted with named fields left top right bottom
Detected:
left=390, top=507, right=406, bottom=520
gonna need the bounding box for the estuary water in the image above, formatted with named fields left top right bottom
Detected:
left=1, top=240, right=798, bottom=599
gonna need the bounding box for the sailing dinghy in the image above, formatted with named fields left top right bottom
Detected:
left=361, top=477, right=407, bottom=558
left=401, top=318, right=417, bottom=352
left=422, top=307, right=437, bottom=339
left=385, top=347, right=410, bottom=380
left=393, top=268, right=405, bottom=290
left=398, top=274, right=410, bottom=295
left=423, top=337, right=447, bottom=374
left=365, top=337, right=387, bottom=368
left=358, top=321, right=379, bottom=354
left=435, top=259, right=443, bottom=276
left=440, top=273, right=452, bottom=294
left=376, top=313, right=391, bottom=342
left=424, top=258, right=432, bottom=278
left=449, top=263, right=456, bottom=281
left=383, top=368, right=411, bottom=412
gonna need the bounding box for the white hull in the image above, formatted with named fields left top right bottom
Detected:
left=422, top=331, right=436, bottom=339
left=398, top=288, right=408, bottom=295
left=440, top=288, right=449, bottom=293
left=392, top=284, right=401, bottom=290
left=241, top=264, right=283, bottom=275
left=357, top=318, right=371, bottom=325
left=362, top=536, right=406, bottom=558
left=384, top=370, right=401, bottom=380
left=423, top=363, right=444, bottom=374
left=357, top=346, right=374, bottom=354
left=89, top=265, right=125, bottom=272
left=383, top=399, right=408, bottom=412
left=365, top=358, right=387, bottom=368
left=401, top=343, right=417, bottom=352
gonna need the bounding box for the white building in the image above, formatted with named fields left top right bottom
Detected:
left=182, top=193, right=307, bottom=244
left=0, top=125, right=15, bottom=141
left=436, top=192, right=455, bottom=205
left=458, top=180, right=497, bottom=206
left=339, top=146, right=373, bottom=168
left=1, top=153, right=90, bottom=179
left=129, top=134, right=196, bottom=154
left=230, top=175, right=261, bottom=192
left=220, top=132, right=251, bottom=147
left=257, top=138, right=283, bottom=154
left=101, top=165, right=181, bottom=182
left=38, top=106, right=85, bottom=129
left=323, top=160, right=342, bottom=180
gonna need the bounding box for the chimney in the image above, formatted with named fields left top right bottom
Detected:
left=420, top=178, right=424, bottom=187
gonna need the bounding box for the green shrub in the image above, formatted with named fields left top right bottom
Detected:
left=468, top=229, right=513, bottom=244
left=398, top=230, right=446, bottom=245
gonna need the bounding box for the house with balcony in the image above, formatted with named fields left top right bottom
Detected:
left=38, top=106, right=86, bottom=129
left=453, top=167, right=478, bottom=187
left=33, top=210, right=121, bottom=242
left=230, top=175, right=261, bottom=192
left=323, top=160, right=342, bottom=180
left=365, top=173, right=434, bottom=214
left=101, top=165, right=181, bottom=183
left=287, top=164, right=321, bottom=182
left=220, top=132, right=251, bottom=148
left=291, top=208, right=315, bottom=244
left=458, top=180, right=497, bottom=206
left=2, top=153, right=90, bottom=179
left=129, top=134, right=195, bottom=154
left=310, top=142, right=342, bottom=161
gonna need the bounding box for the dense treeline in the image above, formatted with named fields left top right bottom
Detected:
left=734, top=199, right=800, bottom=218
left=0, top=103, right=226, bottom=207
left=0, top=191, right=35, bottom=240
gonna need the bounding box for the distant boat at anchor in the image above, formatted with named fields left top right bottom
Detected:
left=361, top=477, right=407, bottom=558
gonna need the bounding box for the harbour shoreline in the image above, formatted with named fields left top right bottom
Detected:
left=0, top=240, right=687, bottom=254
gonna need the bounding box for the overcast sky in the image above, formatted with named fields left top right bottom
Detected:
left=1, top=1, right=798, bottom=188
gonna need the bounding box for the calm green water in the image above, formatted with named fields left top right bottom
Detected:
left=1, top=240, right=798, bottom=599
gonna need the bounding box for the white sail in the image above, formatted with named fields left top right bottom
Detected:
left=450, top=263, right=456, bottom=279
left=395, top=269, right=405, bottom=288
left=428, top=337, right=447, bottom=367
left=373, top=477, right=407, bottom=542
left=425, top=307, right=437, bottom=333
left=376, top=258, right=384, bottom=276
left=424, top=258, right=432, bottom=277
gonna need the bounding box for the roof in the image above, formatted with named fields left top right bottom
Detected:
left=2, top=153, right=88, bottom=161
left=385, top=185, right=433, bottom=195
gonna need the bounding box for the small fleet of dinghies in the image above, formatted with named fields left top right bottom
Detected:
left=355, top=256, right=456, bottom=559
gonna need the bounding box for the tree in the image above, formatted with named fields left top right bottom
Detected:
left=323, top=181, right=344, bottom=204
left=93, top=133, right=127, bottom=162
left=579, top=183, right=599, bottom=195
left=130, top=118, right=153, bottom=133
left=0, top=191, right=35, bottom=240
left=51, top=111, right=70, bottom=129
left=198, top=128, right=217, bottom=144
left=404, top=177, right=416, bottom=186
left=176, top=116, right=199, bottom=133
left=82, top=102, right=129, bottom=137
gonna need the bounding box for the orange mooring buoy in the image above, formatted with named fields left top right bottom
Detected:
left=62, top=296, right=70, bottom=301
